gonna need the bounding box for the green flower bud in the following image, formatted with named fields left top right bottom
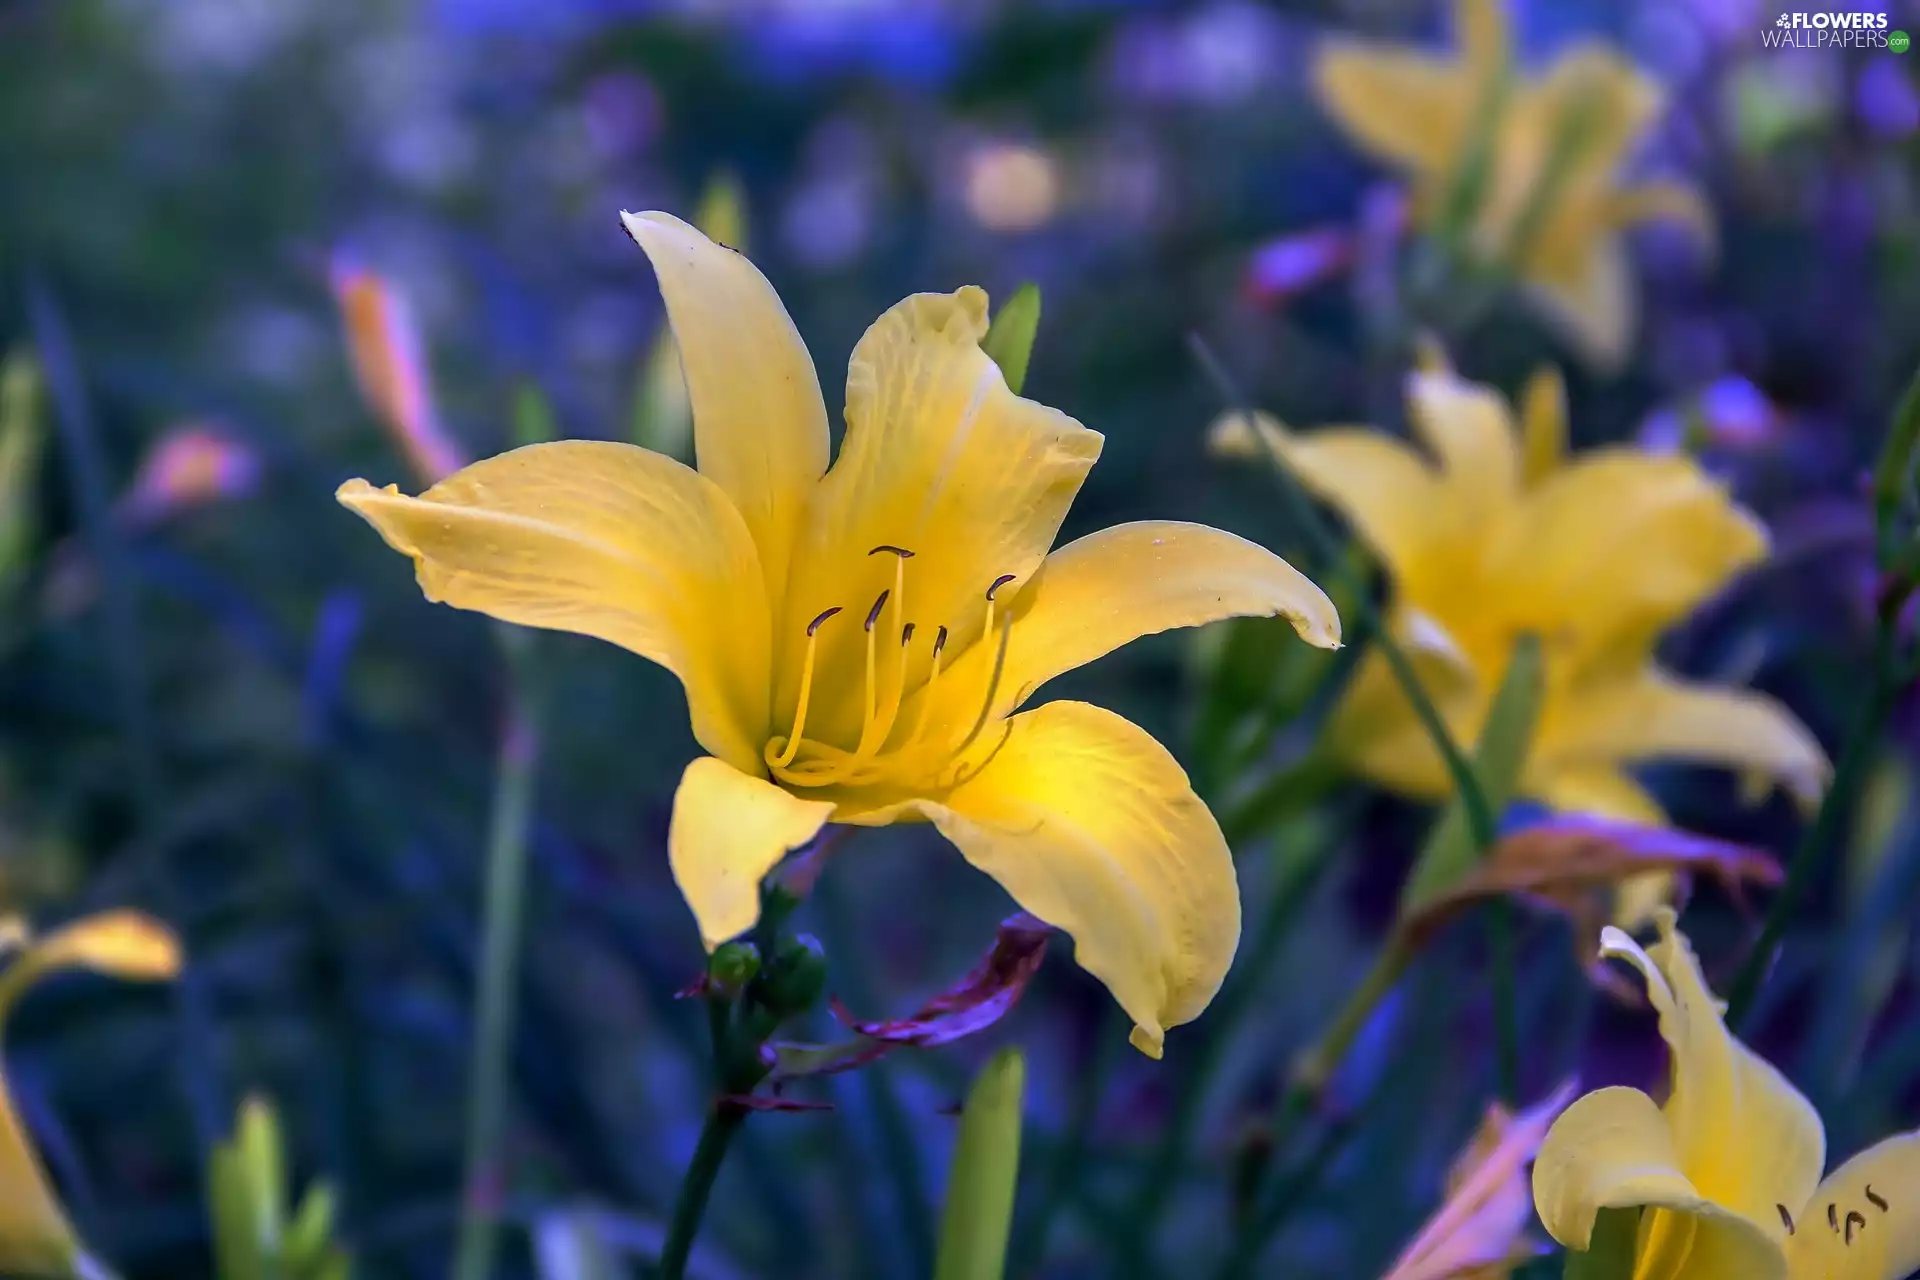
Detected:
left=707, top=941, right=761, bottom=997
left=756, top=933, right=827, bottom=1018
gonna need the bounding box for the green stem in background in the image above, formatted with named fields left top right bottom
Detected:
left=1014, top=1015, right=1126, bottom=1273
left=1490, top=902, right=1520, bottom=1103
left=1189, top=335, right=1496, bottom=852
left=452, top=627, right=544, bottom=1280
left=658, top=1103, right=748, bottom=1280
left=1724, top=628, right=1896, bottom=1029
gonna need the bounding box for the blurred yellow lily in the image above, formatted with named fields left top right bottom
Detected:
left=1212, top=353, right=1827, bottom=926
left=338, top=211, right=1341, bottom=1057
left=0, top=911, right=181, bottom=1277
left=1312, top=0, right=1713, bottom=366
left=1534, top=909, right=1920, bottom=1280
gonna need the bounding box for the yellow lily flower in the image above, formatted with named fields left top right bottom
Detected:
left=0, top=911, right=181, bottom=1277
left=1212, top=353, right=1827, bottom=926
left=337, top=211, right=1342, bottom=1057
left=1312, top=0, right=1713, bottom=366
left=1534, top=908, right=1920, bottom=1280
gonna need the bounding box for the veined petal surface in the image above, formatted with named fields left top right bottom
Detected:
left=902, top=701, right=1238, bottom=1059
left=338, top=441, right=773, bottom=774
left=621, top=211, right=829, bottom=596
left=669, top=757, right=835, bottom=950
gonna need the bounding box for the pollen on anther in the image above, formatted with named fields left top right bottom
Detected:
left=869, top=544, right=916, bottom=559
left=1846, top=1211, right=1866, bottom=1245
left=1829, top=1204, right=1840, bottom=1232
left=1866, top=1185, right=1890, bottom=1213
left=932, top=625, right=949, bottom=656
left=864, top=590, right=891, bottom=631
left=1777, top=1204, right=1795, bottom=1234
left=986, top=573, right=1017, bottom=601
left=807, top=606, right=843, bottom=637
left=901, top=622, right=916, bottom=646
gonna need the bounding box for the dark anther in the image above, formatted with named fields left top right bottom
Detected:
left=932, top=625, right=949, bottom=656
left=869, top=544, right=916, bottom=559
left=987, top=573, right=1017, bottom=601
left=807, top=606, right=843, bottom=637
left=1829, top=1204, right=1840, bottom=1232
left=1866, top=1185, right=1890, bottom=1213
left=901, top=622, right=916, bottom=646
left=864, top=590, right=891, bottom=631
left=1777, top=1204, right=1795, bottom=1235
left=1846, top=1211, right=1866, bottom=1245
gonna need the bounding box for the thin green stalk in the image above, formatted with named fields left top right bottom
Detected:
left=1725, top=628, right=1896, bottom=1028
left=1014, top=1015, right=1126, bottom=1273
left=1189, top=335, right=1495, bottom=851
left=658, top=1104, right=748, bottom=1280
left=1490, top=902, right=1519, bottom=1103
left=1119, top=822, right=1338, bottom=1273
left=453, top=628, right=543, bottom=1280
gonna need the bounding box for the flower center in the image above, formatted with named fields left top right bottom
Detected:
left=764, top=545, right=1015, bottom=792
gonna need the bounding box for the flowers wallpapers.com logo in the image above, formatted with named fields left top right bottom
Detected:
left=1763, top=11, right=1903, bottom=48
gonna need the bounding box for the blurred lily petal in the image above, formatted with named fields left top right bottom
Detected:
left=119, top=425, right=260, bottom=528
left=330, top=256, right=466, bottom=485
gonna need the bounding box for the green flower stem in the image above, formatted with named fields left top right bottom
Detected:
left=1216, top=933, right=1414, bottom=1278
left=1014, top=1014, right=1126, bottom=1273
left=1490, top=901, right=1520, bottom=1103
left=452, top=627, right=543, bottom=1280
left=658, top=1102, right=749, bottom=1280
left=1725, top=626, right=1897, bottom=1029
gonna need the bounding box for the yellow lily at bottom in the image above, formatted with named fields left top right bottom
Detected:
left=1533, top=909, right=1920, bottom=1280
left=0, top=911, right=181, bottom=1277
left=338, top=211, right=1342, bottom=1057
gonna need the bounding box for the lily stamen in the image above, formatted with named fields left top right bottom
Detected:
left=861, top=588, right=890, bottom=729
left=770, top=606, right=843, bottom=769
left=902, top=625, right=950, bottom=748
left=983, top=573, right=1017, bottom=646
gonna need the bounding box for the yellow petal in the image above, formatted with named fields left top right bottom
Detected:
left=619, top=210, right=829, bottom=595
left=778, top=288, right=1102, bottom=746
left=1607, top=181, right=1717, bottom=255
left=1523, top=237, right=1636, bottom=370
left=668, top=757, right=835, bottom=951
left=1532, top=1084, right=1787, bottom=1279
left=0, top=1077, right=75, bottom=1279
left=914, top=521, right=1340, bottom=735
left=1546, top=669, right=1830, bottom=811
left=1598, top=912, right=1826, bottom=1235
left=1519, top=366, right=1568, bottom=487
left=1456, top=0, right=1510, bottom=83
left=337, top=441, right=773, bottom=774
left=0, top=911, right=180, bottom=1021
left=1312, top=42, right=1475, bottom=176
left=1786, top=1131, right=1920, bottom=1280
left=1489, top=451, right=1768, bottom=662
left=909, top=701, right=1237, bottom=1059
left=1533, top=46, right=1666, bottom=190
left=1209, top=411, right=1454, bottom=591
left=1405, top=367, right=1522, bottom=509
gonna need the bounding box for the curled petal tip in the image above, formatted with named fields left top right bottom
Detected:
left=334, top=477, right=390, bottom=506
left=1129, top=1023, right=1166, bottom=1059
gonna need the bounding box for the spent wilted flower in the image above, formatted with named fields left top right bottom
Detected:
left=1534, top=909, right=1920, bottom=1280
left=0, top=912, right=180, bottom=1278
left=338, top=211, right=1341, bottom=1057
left=330, top=255, right=466, bottom=486
left=1212, top=349, right=1827, bottom=927
left=1381, top=1080, right=1575, bottom=1280
left=1312, top=0, right=1713, bottom=366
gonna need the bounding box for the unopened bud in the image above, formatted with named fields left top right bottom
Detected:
left=708, top=941, right=761, bottom=997
left=756, top=933, right=827, bottom=1018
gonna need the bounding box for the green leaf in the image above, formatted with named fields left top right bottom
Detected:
left=0, top=350, right=44, bottom=598
left=282, top=1184, right=336, bottom=1272
left=209, top=1145, right=264, bottom=1280
left=513, top=383, right=557, bottom=449
left=933, top=1048, right=1026, bottom=1280
left=981, top=284, right=1041, bottom=397
left=236, top=1096, right=287, bottom=1256
left=1398, top=632, right=1544, bottom=912
left=1563, top=1206, right=1640, bottom=1280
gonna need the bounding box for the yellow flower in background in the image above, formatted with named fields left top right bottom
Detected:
left=0, top=912, right=181, bottom=1278
left=1312, top=0, right=1713, bottom=367
left=1534, top=909, right=1920, bottom=1280
left=338, top=212, right=1342, bottom=1058
left=1212, top=351, right=1827, bottom=926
